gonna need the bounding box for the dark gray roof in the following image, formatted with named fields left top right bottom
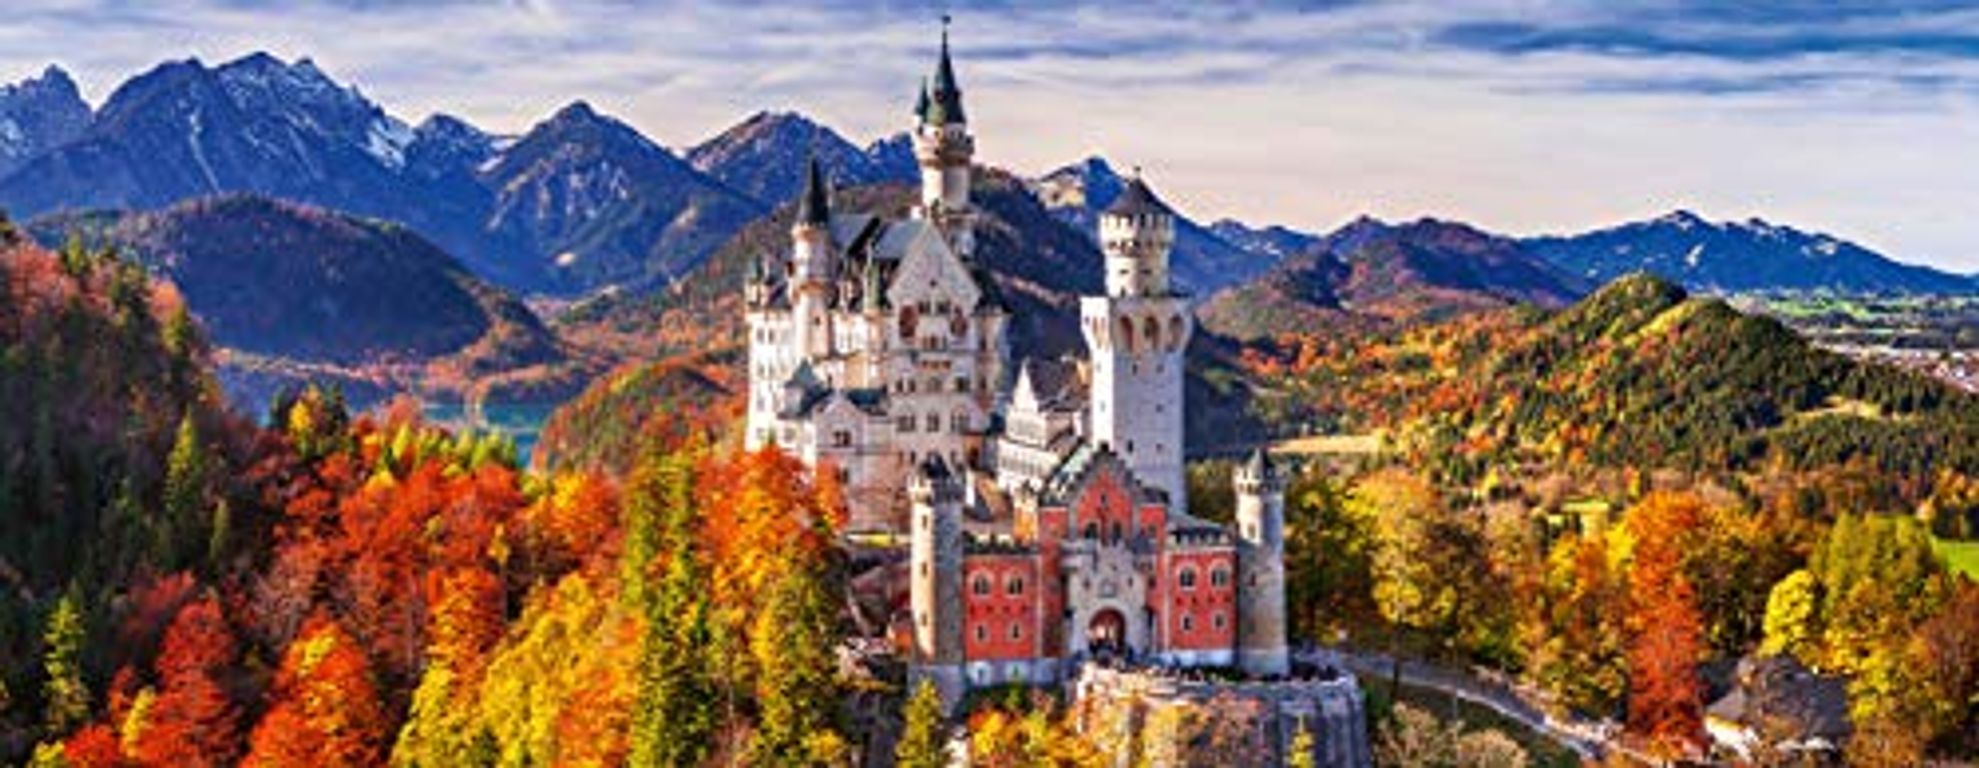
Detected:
left=797, top=156, right=831, bottom=226
left=1707, top=655, right=1851, bottom=743
left=1017, top=357, right=1082, bottom=409
left=923, top=28, right=965, bottom=126
left=1105, top=177, right=1169, bottom=218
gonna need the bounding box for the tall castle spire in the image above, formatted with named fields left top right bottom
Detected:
left=796, top=154, right=831, bottom=226
left=912, top=14, right=978, bottom=259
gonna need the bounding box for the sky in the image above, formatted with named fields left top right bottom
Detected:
left=2, top=0, right=1977, bottom=272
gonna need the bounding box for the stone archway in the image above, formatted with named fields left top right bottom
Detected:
left=1089, top=608, right=1127, bottom=658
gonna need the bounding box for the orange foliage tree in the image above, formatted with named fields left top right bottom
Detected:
left=243, top=615, right=389, bottom=768
left=1622, top=492, right=1707, bottom=758
left=129, top=595, right=244, bottom=768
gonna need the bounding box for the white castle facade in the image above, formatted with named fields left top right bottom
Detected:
left=743, top=27, right=1291, bottom=710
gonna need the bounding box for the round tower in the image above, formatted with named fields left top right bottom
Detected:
left=911, top=19, right=977, bottom=259
left=1099, top=174, right=1177, bottom=298
left=1080, top=173, right=1191, bottom=514
left=790, top=156, right=834, bottom=358
left=908, top=455, right=966, bottom=708
left=1234, top=449, right=1290, bottom=678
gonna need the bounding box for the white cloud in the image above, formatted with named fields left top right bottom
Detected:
left=0, top=0, right=1974, bottom=270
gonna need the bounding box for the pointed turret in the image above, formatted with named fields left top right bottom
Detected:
left=796, top=155, right=831, bottom=227
left=924, top=22, right=966, bottom=126
left=911, top=16, right=978, bottom=257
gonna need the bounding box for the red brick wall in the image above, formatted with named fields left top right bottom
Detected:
left=1164, top=550, right=1237, bottom=651
left=963, top=555, right=1042, bottom=661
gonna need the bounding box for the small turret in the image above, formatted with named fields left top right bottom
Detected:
left=790, top=156, right=835, bottom=357
left=1235, top=448, right=1289, bottom=677
left=796, top=153, right=832, bottom=228
left=1099, top=173, right=1177, bottom=298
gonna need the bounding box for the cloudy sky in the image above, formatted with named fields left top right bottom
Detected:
left=3, top=0, right=1978, bottom=271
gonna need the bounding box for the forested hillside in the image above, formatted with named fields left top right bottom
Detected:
left=0, top=220, right=859, bottom=765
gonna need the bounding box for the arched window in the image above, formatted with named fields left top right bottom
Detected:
left=974, top=624, right=987, bottom=643
left=1169, top=315, right=1185, bottom=349
left=1143, top=316, right=1160, bottom=350
left=1117, top=316, right=1135, bottom=353
left=1180, top=613, right=1195, bottom=632
left=1213, top=611, right=1227, bottom=630
left=1006, top=576, right=1025, bottom=596
left=1178, top=567, right=1198, bottom=590
left=1084, top=522, right=1099, bottom=540
left=951, top=411, right=968, bottom=434
left=972, top=575, right=992, bottom=596
left=899, top=305, right=919, bottom=337
left=1211, top=567, right=1230, bottom=588
left=1009, top=623, right=1023, bottom=641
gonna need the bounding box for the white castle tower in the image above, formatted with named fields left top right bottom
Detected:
left=912, top=21, right=976, bottom=261
left=789, top=157, right=835, bottom=359
left=1235, top=449, right=1290, bottom=677
left=1080, top=174, right=1191, bottom=513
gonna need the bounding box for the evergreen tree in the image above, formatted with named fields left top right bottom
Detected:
left=630, top=454, right=717, bottom=767
left=749, top=565, right=843, bottom=764
left=162, top=411, right=209, bottom=568
left=895, top=679, right=947, bottom=768
left=40, top=592, right=89, bottom=738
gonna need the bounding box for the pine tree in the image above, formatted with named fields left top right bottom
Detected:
left=40, top=592, right=90, bottom=738
left=896, top=679, right=948, bottom=768
left=749, top=564, right=844, bottom=764
left=163, top=411, right=209, bottom=568
left=630, top=454, right=718, bottom=767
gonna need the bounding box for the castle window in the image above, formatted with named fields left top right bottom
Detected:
left=1211, top=568, right=1230, bottom=588
left=1009, top=624, right=1023, bottom=641
left=955, top=376, right=969, bottom=394
left=951, top=412, right=968, bottom=434
left=1179, top=567, right=1198, bottom=590
left=898, top=415, right=916, bottom=433
left=1006, top=576, right=1025, bottom=596
left=925, top=413, right=940, bottom=432
left=833, top=430, right=851, bottom=447
left=1213, top=612, right=1227, bottom=631
left=1181, top=613, right=1194, bottom=633
left=973, top=575, right=992, bottom=596
left=975, top=624, right=987, bottom=643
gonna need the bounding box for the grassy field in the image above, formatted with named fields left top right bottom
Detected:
left=1271, top=433, right=1384, bottom=456
left=1935, top=536, right=1979, bottom=579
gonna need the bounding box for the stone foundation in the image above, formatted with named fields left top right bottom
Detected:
left=1071, top=665, right=1371, bottom=767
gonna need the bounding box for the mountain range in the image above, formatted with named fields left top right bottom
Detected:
left=28, top=195, right=572, bottom=411
left=1198, top=216, right=1593, bottom=340
left=1524, top=210, right=1976, bottom=295
left=0, top=53, right=1970, bottom=328
left=0, top=55, right=762, bottom=297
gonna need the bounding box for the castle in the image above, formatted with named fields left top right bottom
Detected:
left=742, top=26, right=1288, bottom=706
